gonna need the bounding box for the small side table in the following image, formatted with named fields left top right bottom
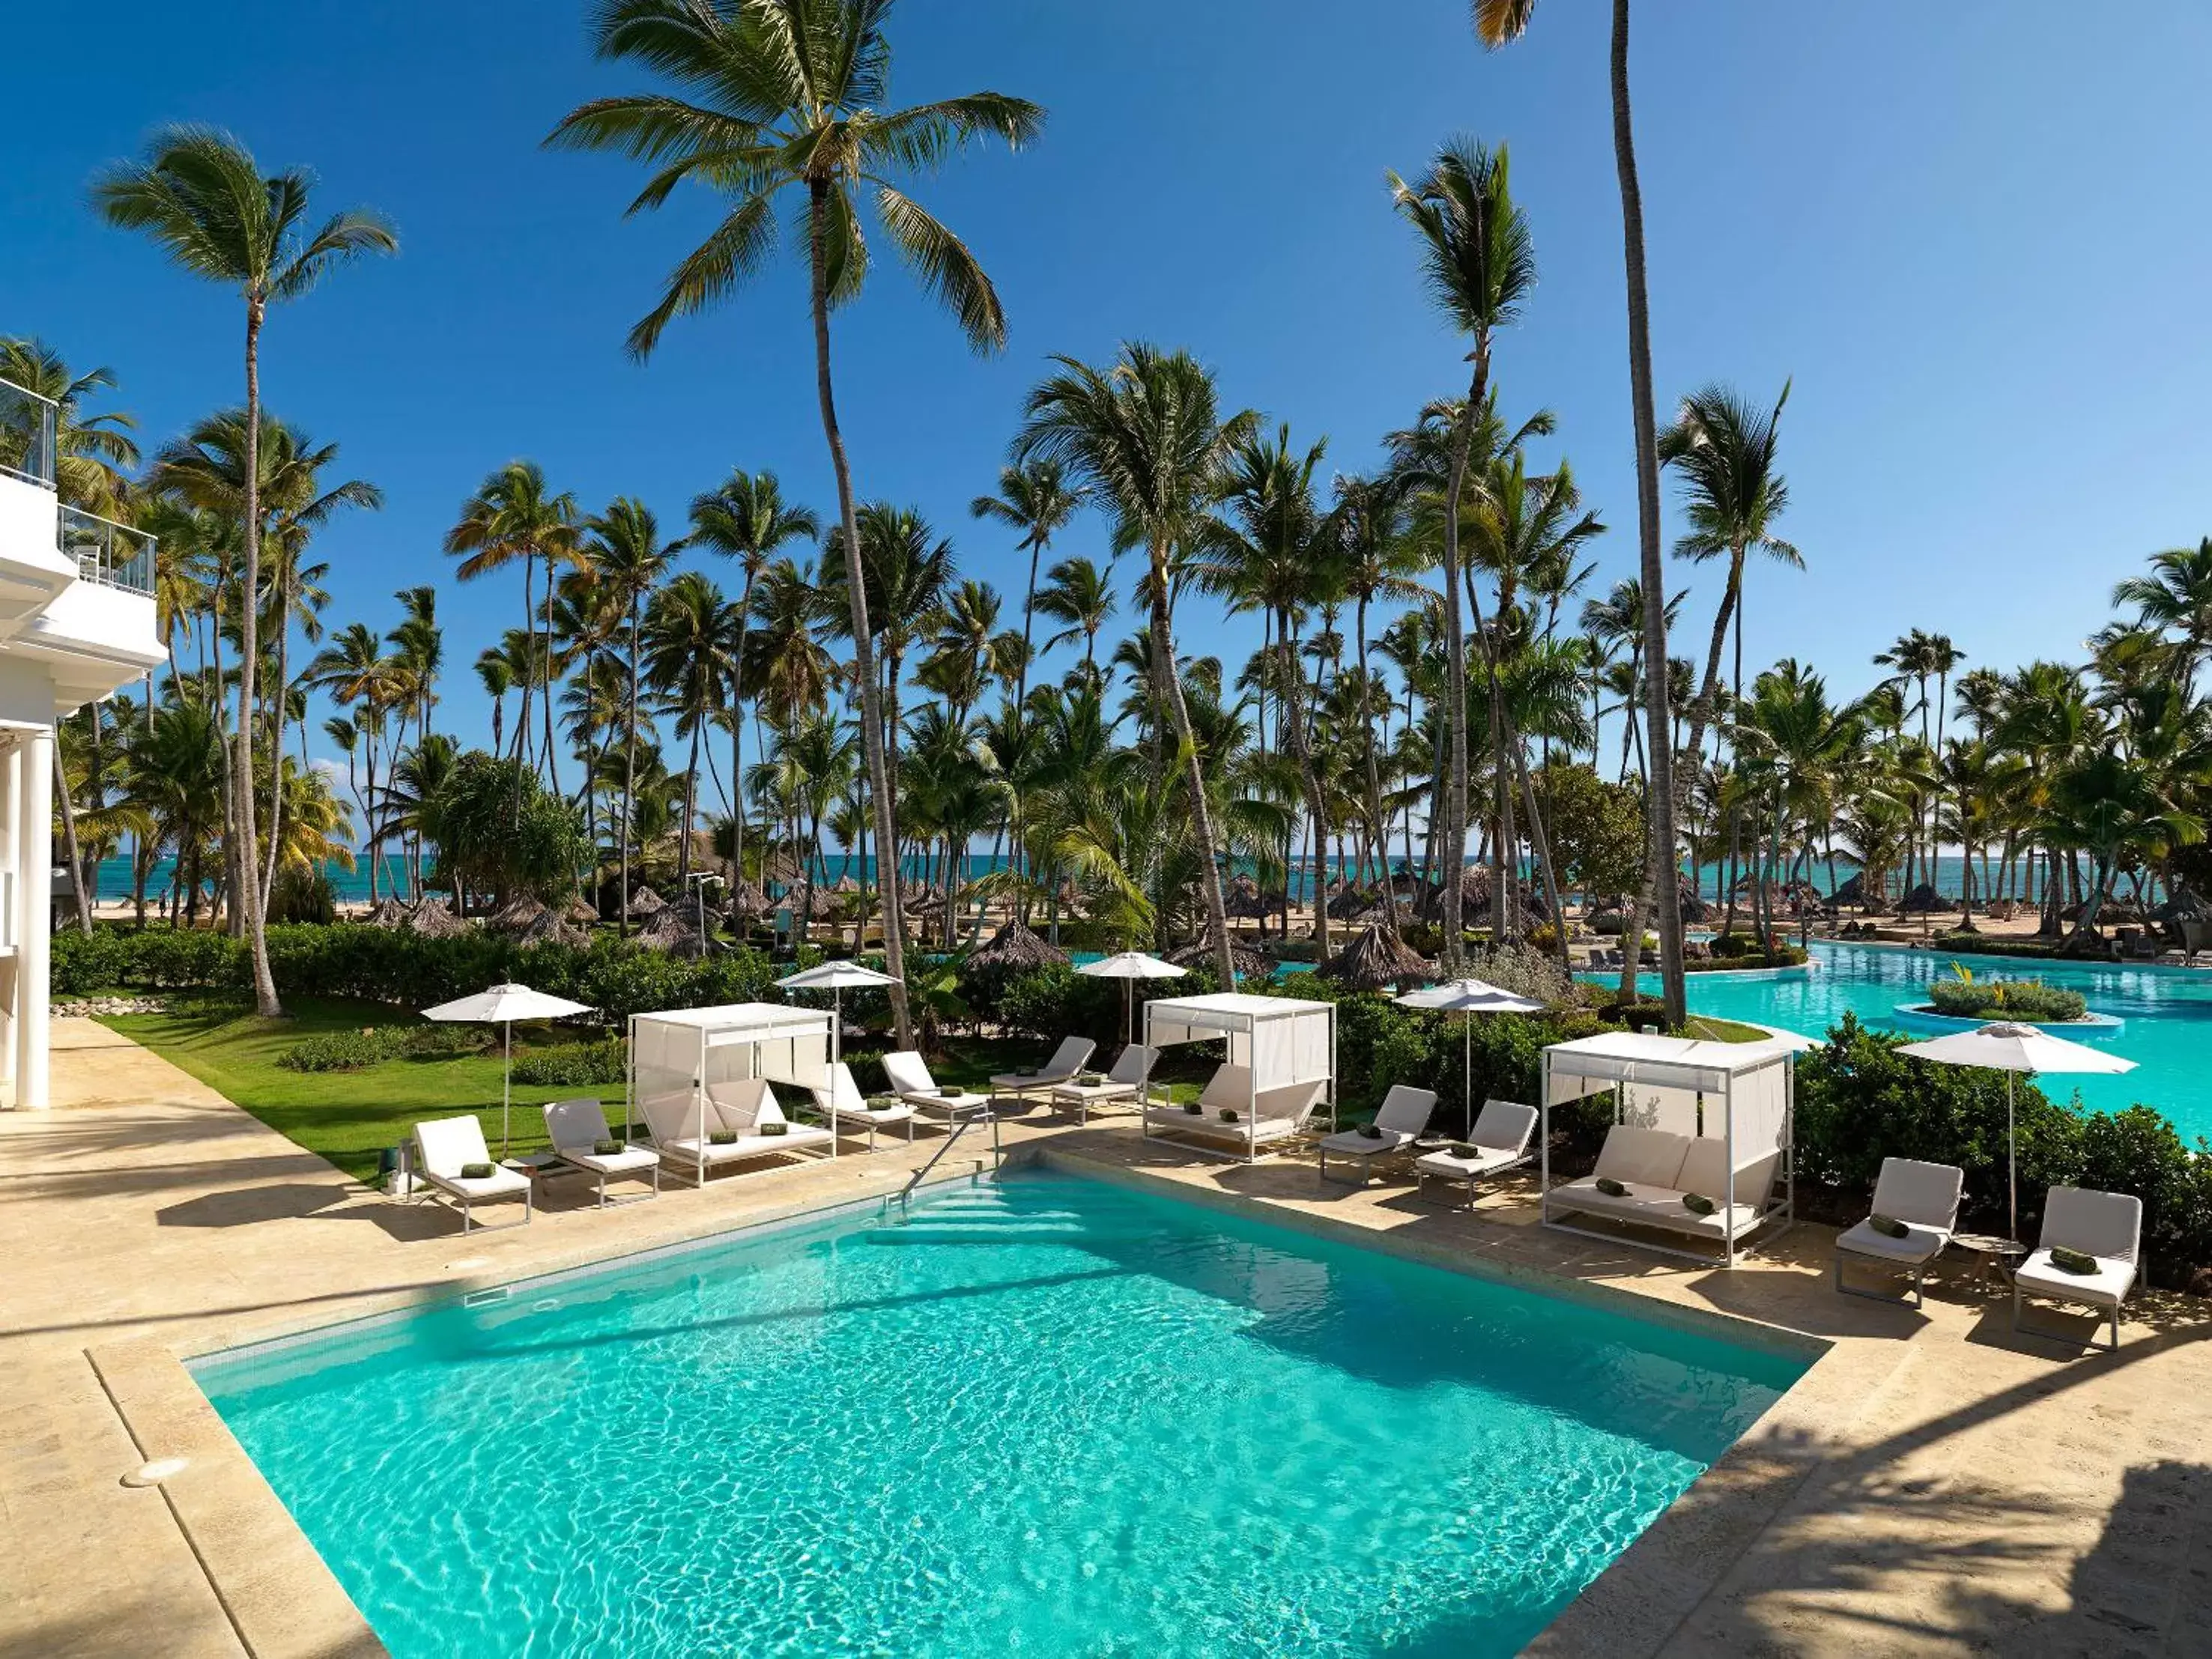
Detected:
left=1954, top=1233, right=2029, bottom=1291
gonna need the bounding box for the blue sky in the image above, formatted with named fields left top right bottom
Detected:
left=7, top=0, right=2212, bottom=799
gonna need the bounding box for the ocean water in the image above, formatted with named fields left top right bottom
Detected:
left=1602, top=941, right=2212, bottom=1143
left=196, top=1170, right=1804, bottom=1657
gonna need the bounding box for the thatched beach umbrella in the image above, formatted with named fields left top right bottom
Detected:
left=488, top=894, right=551, bottom=937
left=627, top=884, right=668, bottom=918
left=403, top=900, right=469, bottom=939
left=634, top=905, right=706, bottom=957
left=1166, top=939, right=1273, bottom=980
left=565, top=895, right=602, bottom=926
left=1315, top=923, right=1435, bottom=992
left=967, top=919, right=1069, bottom=974
left=513, top=907, right=590, bottom=950
left=1224, top=874, right=1265, bottom=920
left=363, top=896, right=407, bottom=929
left=726, top=876, right=772, bottom=917
left=1326, top=883, right=1375, bottom=921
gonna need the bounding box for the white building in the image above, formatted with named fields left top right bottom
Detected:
left=0, top=377, right=165, bottom=1108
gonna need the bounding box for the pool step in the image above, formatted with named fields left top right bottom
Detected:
left=865, top=1221, right=1095, bottom=1246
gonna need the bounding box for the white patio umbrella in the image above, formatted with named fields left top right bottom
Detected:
left=775, top=960, right=901, bottom=1064
left=1396, top=977, right=1545, bottom=1133
left=1898, top=1021, right=2136, bottom=1242
left=422, top=982, right=597, bottom=1156
left=1076, top=950, right=1188, bottom=1047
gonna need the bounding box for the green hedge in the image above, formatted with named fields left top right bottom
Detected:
left=278, top=1024, right=494, bottom=1073
left=54, top=923, right=799, bottom=1027
left=1796, top=1013, right=2212, bottom=1286
left=509, top=1039, right=629, bottom=1088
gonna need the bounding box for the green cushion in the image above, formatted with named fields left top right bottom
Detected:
left=1218, top=1108, right=1240, bottom=1123
left=2049, top=1244, right=2100, bottom=1276
left=709, top=1129, right=738, bottom=1146
left=1682, top=1192, right=1717, bottom=1216
left=1357, top=1123, right=1384, bottom=1141
left=1596, top=1177, right=1628, bottom=1198
left=592, top=1138, right=620, bottom=1156
left=1182, top=1102, right=1202, bottom=1115
left=459, top=1162, right=494, bottom=1180
left=1869, top=1213, right=1909, bottom=1240
left=758, top=1121, right=787, bottom=1137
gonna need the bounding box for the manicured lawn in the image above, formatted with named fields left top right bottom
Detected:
left=97, top=998, right=1074, bottom=1184
left=1682, top=1015, right=1785, bottom=1044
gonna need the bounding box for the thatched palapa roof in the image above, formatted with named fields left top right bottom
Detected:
left=403, top=900, right=469, bottom=938
left=1314, top=923, right=1434, bottom=992
left=514, top=907, right=590, bottom=950
left=565, top=896, right=602, bottom=926
left=626, top=884, right=668, bottom=918
left=488, top=894, right=551, bottom=936
left=634, top=904, right=707, bottom=957
left=1166, top=939, right=1274, bottom=980
left=726, top=876, right=772, bottom=916
left=966, top=919, right=1067, bottom=974
left=363, top=896, right=407, bottom=929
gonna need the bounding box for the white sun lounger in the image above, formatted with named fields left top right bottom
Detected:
left=542, top=1098, right=661, bottom=1207
left=1834, top=1156, right=1963, bottom=1306
left=810, top=1061, right=916, bottom=1151
left=640, top=1076, right=834, bottom=1186
left=413, top=1114, right=533, bottom=1233
left=1315, top=1085, right=1438, bottom=1183
left=1411, top=1099, right=1540, bottom=1209
left=990, top=1036, right=1097, bottom=1103
left=2013, top=1186, right=2142, bottom=1350
left=882, top=1050, right=991, bottom=1122
left=1048, top=1044, right=1157, bottom=1124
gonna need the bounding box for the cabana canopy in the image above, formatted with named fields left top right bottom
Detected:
left=629, top=1003, right=837, bottom=1183
left=1539, top=1031, right=1797, bottom=1267
left=1142, top=992, right=1337, bottom=1160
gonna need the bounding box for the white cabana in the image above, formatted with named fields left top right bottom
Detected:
left=1142, top=992, right=1336, bottom=1162
left=1539, top=1031, right=1798, bottom=1267
left=628, top=1003, right=837, bottom=1185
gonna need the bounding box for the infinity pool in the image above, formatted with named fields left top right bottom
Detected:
left=1647, top=943, right=2212, bottom=1142
left=196, top=1171, right=1805, bottom=1656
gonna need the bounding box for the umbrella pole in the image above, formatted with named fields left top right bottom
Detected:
left=2008, top=1071, right=2018, bottom=1243
left=1464, top=1015, right=1473, bottom=1138
left=502, top=1020, right=512, bottom=1157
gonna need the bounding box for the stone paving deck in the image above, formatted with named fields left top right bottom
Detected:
left=5, top=1019, right=2212, bottom=1656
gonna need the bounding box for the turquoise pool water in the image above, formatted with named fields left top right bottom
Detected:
left=1622, top=943, right=2212, bottom=1142
left=196, top=1171, right=1805, bottom=1656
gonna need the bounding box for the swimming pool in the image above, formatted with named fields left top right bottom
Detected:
left=1641, top=943, right=2212, bottom=1141
left=195, top=1171, right=1805, bottom=1656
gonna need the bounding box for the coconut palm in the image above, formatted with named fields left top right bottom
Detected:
left=1013, top=344, right=1255, bottom=988
left=0, top=337, right=140, bottom=515
left=642, top=569, right=741, bottom=882
left=1033, top=554, right=1118, bottom=681
left=2113, top=538, right=2212, bottom=687
left=1475, top=0, right=1687, bottom=1022
left=685, top=468, right=819, bottom=870
left=971, top=460, right=1085, bottom=705
left=445, top=461, right=581, bottom=786
left=95, top=124, right=395, bottom=1015
left=1388, top=136, right=1534, bottom=970
left=550, top=0, right=1045, bottom=1047
left=582, top=497, right=678, bottom=929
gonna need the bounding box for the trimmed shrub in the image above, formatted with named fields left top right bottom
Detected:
left=993, top=964, right=1121, bottom=1048
left=276, top=1023, right=492, bottom=1073
left=267, top=865, right=339, bottom=926
left=509, top=1039, right=628, bottom=1088
left=1925, top=975, right=2087, bottom=1023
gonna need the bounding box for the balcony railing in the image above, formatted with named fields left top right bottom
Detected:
left=0, top=377, right=58, bottom=491
left=59, top=505, right=155, bottom=596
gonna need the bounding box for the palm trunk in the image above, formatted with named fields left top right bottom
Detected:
left=1150, top=545, right=1236, bottom=989
left=730, top=569, right=755, bottom=881
left=1280, top=617, right=1332, bottom=959
left=1613, top=0, right=1684, bottom=1026
left=259, top=587, right=291, bottom=913
left=542, top=566, right=563, bottom=797
left=1438, top=348, right=1488, bottom=973
left=55, top=745, right=91, bottom=936
left=620, top=607, right=639, bottom=936
left=1356, top=593, right=1397, bottom=938
left=517, top=553, right=536, bottom=771
left=810, top=182, right=911, bottom=1048
left=237, top=304, right=280, bottom=1016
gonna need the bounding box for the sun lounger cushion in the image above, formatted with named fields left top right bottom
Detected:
left=1836, top=1216, right=1947, bottom=1264
left=2015, top=1249, right=2135, bottom=1309
left=2014, top=1186, right=2141, bottom=1309
left=414, top=1116, right=532, bottom=1199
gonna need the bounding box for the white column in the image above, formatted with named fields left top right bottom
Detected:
left=16, top=724, right=51, bottom=1109
left=0, top=738, right=16, bottom=1105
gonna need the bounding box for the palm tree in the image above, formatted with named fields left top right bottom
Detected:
left=685, top=468, right=819, bottom=876
left=96, top=124, right=396, bottom=1016
left=1014, top=344, right=1256, bottom=988
left=475, top=650, right=515, bottom=760
left=2113, top=538, right=2212, bottom=688
left=0, top=338, right=140, bottom=515
left=445, top=461, right=581, bottom=786
left=1388, top=136, right=1534, bottom=970
left=643, top=571, right=741, bottom=885
left=971, top=460, right=1085, bottom=705
left=1476, top=0, right=1685, bottom=1021
left=583, top=497, right=677, bottom=930
left=550, top=0, right=1044, bottom=1049
left=1034, top=555, right=1118, bottom=679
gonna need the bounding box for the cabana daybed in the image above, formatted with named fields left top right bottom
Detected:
left=629, top=1003, right=838, bottom=1185
left=1539, top=1031, right=1798, bottom=1267
left=1141, top=992, right=1335, bottom=1162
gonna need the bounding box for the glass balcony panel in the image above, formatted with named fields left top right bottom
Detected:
left=0, top=378, right=58, bottom=490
